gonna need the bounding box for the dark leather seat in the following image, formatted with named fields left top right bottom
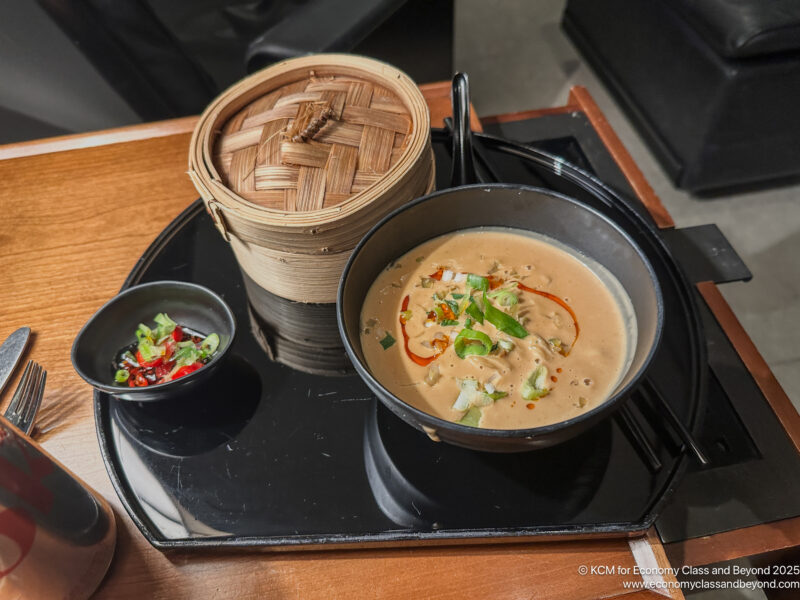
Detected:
left=563, top=0, right=800, bottom=193
left=671, top=0, right=800, bottom=58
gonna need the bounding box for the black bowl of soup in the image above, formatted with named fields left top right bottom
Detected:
left=72, top=281, right=236, bottom=402
left=337, top=184, right=663, bottom=452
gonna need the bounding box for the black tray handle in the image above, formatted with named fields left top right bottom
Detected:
left=450, top=72, right=479, bottom=187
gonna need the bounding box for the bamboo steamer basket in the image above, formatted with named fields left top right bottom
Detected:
left=188, top=54, right=433, bottom=303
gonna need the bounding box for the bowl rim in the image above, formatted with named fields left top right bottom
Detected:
left=337, top=182, right=665, bottom=439
left=71, top=280, right=236, bottom=396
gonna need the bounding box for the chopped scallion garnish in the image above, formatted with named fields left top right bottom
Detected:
left=467, top=273, right=489, bottom=291
left=453, top=328, right=492, bottom=359
left=487, top=288, right=518, bottom=307
left=497, top=339, right=515, bottom=352
left=200, top=333, right=220, bottom=358
left=483, top=292, right=528, bottom=338
left=464, top=298, right=484, bottom=324
left=153, top=312, right=177, bottom=339
left=380, top=332, right=396, bottom=349
left=458, top=407, right=482, bottom=427
left=521, top=366, right=550, bottom=400
left=444, top=299, right=460, bottom=315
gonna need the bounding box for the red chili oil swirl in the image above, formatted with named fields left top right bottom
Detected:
left=400, top=295, right=447, bottom=366
left=515, top=282, right=580, bottom=354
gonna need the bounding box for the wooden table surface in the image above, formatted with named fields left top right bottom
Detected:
left=0, top=83, right=684, bottom=599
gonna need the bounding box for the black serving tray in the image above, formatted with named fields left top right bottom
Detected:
left=94, top=117, right=709, bottom=550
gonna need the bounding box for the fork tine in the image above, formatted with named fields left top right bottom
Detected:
left=21, top=368, right=46, bottom=433
left=5, top=360, right=35, bottom=417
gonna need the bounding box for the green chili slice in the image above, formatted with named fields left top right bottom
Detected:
left=440, top=319, right=459, bottom=327
left=453, top=328, right=492, bottom=359
left=114, top=369, right=130, bottom=383
left=483, top=293, right=528, bottom=338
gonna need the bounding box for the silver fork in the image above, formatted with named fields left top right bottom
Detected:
left=3, top=360, right=47, bottom=434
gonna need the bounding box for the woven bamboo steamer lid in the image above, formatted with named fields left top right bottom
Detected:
left=188, top=54, right=433, bottom=303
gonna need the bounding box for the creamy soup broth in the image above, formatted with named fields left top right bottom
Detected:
left=360, top=229, right=634, bottom=429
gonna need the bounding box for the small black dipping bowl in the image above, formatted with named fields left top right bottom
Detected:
left=71, top=281, right=236, bottom=401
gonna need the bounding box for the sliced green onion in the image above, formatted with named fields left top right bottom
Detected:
left=483, top=293, right=528, bottom=338
left=464, top=297, right=484, bottom=324
left=487, top=288, right=518, bottom=307
left=440, top=319, right=459, bottom=327
left=121, top=350, right=138, bottom=366
left=114, top=369, right=130, bottom=383
left=137, top=338, right=163, bottom=362
left=174, top=344, right=201, bottom=367
left=453, top=328, right=492, bottom=359
left=379, top=332, right=396, bottom=349
left=521, top=366, right=550, bottom=400
left=451, top=293, right=465, bottom=300
left=466, top=273, right=489, bottom=292
left=153, top=312, right=177, bottom=338
left=464, top=317, right=474, bottom=328
left=453, top=378, right=479, bottom=410
left=497, top=339, right=515, bottom=352
left=136, top=323, right=153, bottom=343
left=444, top=299, right=460, bottom=315
left=487, top=390, right=508, bottom=400
left=200, top=333, right=220, bottom=357
left=433, top=305, right=445, bottom=321
left=458, top=407, right=482, bottom=427
left=452, top=378, right=493, bottom=410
